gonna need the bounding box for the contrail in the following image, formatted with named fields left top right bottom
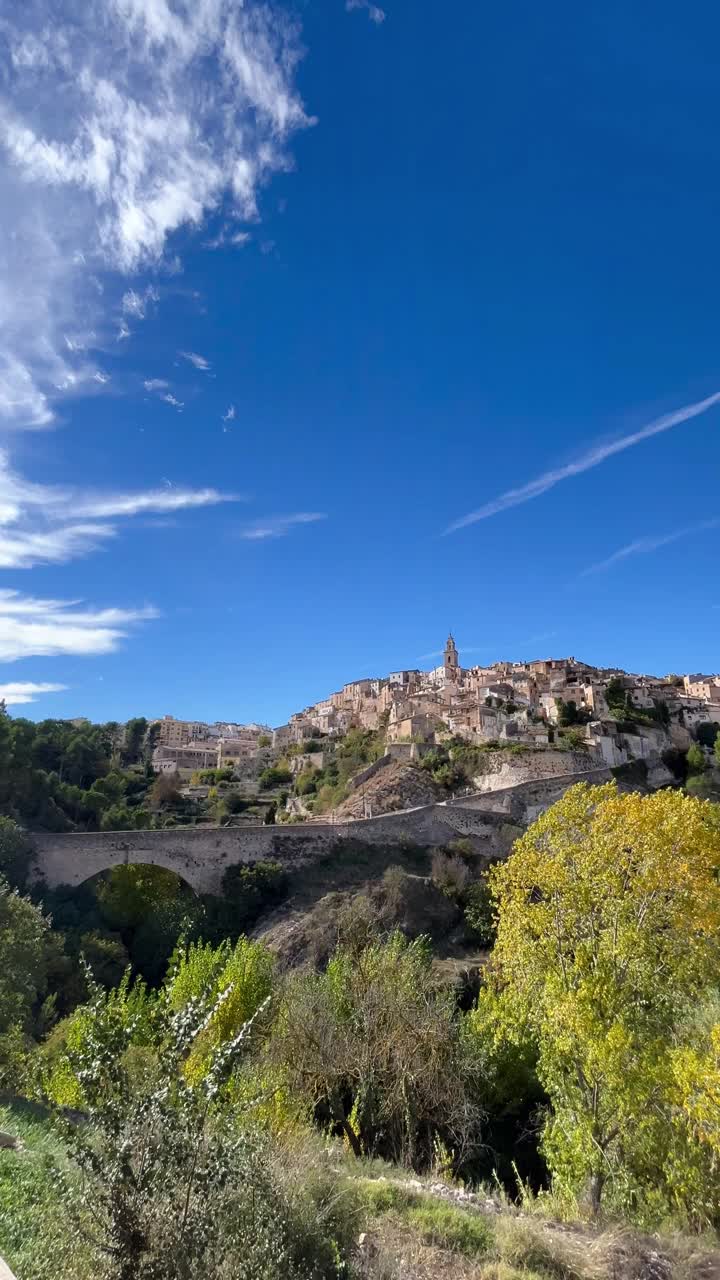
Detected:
left=580, top=518, right=720, bottom=576
left=444, top=391, right=720, bottom=534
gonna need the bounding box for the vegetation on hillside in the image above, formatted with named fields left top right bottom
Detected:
left=3, top=753, right=720, bottom=1275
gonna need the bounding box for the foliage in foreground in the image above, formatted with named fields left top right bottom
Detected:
left=273, top=931, right=481, bottom=1169
left=477, top=782, right=720, bottom=1222
left=32, top=971, right=359, bottom=1280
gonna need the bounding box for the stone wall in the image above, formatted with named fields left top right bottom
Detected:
left=457, top=765, right=613, bottom=823
left=471, top=748, right=603, bottom=792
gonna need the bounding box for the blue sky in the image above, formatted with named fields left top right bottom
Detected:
left=0, top=0, right=718, bottom=726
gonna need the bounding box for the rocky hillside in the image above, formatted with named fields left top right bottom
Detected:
left=334, top=759, right=443, bottom=819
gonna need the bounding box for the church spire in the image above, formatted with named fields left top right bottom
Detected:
left=444, top=632, right=459, bottom=676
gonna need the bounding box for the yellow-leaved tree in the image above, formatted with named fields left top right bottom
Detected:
left=478, top=782, right=720, bottom=1217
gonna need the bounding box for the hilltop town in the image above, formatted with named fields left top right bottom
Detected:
left=150, top=636, right=720, bottom=804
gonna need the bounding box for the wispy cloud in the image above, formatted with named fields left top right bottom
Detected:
left=580, top=519, right=720, bottom=576
left=0, top=681, right=67, bottom=705
left=179, top=350, right=211, bottom=372
left=0, top=524, right=115, bottom=569
left=0, top=1, right=309, bottom=429
left=445, top=391, right=720, bottom=534
left=241, top=512, right=327, bottom=541
left=222, top=404, right=236, bottom=427
left=204, top=225, right=251, bottom=249
left=161, top=393, right=184, bottom=409
left=73, top=488, right=237, bottom=520
left=0, top=451, right=237, bottom=567
left=0, top=590, right=157, bottom=661
left=121, top=286, right=159, bottom=319
left=143, top=378, right=169, bottom=392
left=346, top=0, right=386, bottom=23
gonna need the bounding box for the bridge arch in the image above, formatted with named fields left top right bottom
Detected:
left=29, top=798, right=539, bottom=897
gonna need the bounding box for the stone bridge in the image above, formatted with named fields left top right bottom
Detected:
left=30, top=766, right=612, bottom=895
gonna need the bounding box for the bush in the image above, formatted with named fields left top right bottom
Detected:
left=696, top=722, right=720, bottom=750
left=260, top=765, right=293, bottom=790
left=431, top=850, right=470, bottom=899
left=209, top=862, right=289, bottom=937
left=49, top=972, right=353, bottom=1280
left=463, top=879, right=496, bottom=946
left=273, top=933, right=480, bottom=1170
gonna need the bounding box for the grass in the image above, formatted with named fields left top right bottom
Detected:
left=357, top=1173, right=720, bottom=1280
left=357, top=1179, right=494, bottom=1259
left=0, top=1100, right=95, bottom=1280
left=405, top=1203, right=494, bottom=1256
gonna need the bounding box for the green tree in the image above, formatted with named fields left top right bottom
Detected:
left=165, top=936, right=274, bottom=1084
left=605, top=677, right=629, bottom=715
left=0, top=875, right=53, bottom=1081
left=482, top=783, right=720, bottom=1214
left=696, top=722, right=720, bottom=750
left=687, top=742, right=706, bottom=776
left=123, top=717, right=148, bottom=766
left=273, top=933, right=479, bottom=1168
left=0, top=816, right=34, bottom=888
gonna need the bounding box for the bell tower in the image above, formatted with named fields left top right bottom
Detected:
left=444, top=632, right=459, bottom=680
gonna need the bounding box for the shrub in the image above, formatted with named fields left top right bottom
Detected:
left=431, top=850, right=470, bottom=898
left=260, top=765, right=293, bottom=789
left=463, top=879, right=496, bottom=946
left=273, top=933, right=480, bottom=1170
left=50, top=972, right=352, bottom=1280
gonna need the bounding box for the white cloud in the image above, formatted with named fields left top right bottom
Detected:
left=0, top=681, right=67, bottom=705
left=204, top=225, right=251, bottom=249
left=179, top=350, right=211, bottom=371
left=580, top=519, right=720, bottom=576
left=0, top=0, right=309, bottom=428
left=0, top=450, right=236, bottom=567
left=74, top=487, right=236, bottom=518
left=143, top=378, right=169, bottom=391
left=0, top=524, right=115, bottom=569
left=240, top=512, right=327, bottom=540
left=0, top=590, right=157, bottom=661
left=222, top=403, right=236, bottom=422
left=346, top=0, right=386, bottom=22
left=445, top=391, right=720, bottom=533
left=161, top=393, right=184, bottom=408
left=121, top=285, right=159, bottom=318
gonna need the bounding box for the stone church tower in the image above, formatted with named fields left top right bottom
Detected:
left=444, top=633, right=459, bottom=681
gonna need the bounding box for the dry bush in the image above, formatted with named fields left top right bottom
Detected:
left=381, top=865, right=408, bottom=919
left=431, top=851, right=470, bottom=898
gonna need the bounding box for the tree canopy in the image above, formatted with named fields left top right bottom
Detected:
left=482, top=782, right=720, bottom=1215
